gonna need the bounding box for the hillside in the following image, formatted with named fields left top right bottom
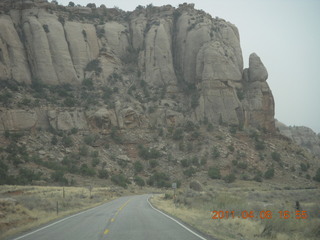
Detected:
left=0, top=0, right=319, bottom=188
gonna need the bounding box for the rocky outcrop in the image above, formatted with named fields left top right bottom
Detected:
left=276, top=120, right=320, bottom=157
left=0, top=2, right=275, bottom=132
left=242, top=53, right=275, bottom=131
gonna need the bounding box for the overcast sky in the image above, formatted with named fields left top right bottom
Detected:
left=57, top=0, right=320, bottom=133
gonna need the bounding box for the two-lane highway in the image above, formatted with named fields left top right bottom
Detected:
left=11, top=194, right=207, bottom=240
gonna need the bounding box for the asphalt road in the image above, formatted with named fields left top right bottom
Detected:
left=11, top=194, right=207, bottom=240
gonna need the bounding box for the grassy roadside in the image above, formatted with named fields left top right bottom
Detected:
left=150, top=182, right=320, bottom=240
left=0, top=185, right=120, bottom=239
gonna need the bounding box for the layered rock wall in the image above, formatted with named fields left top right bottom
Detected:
left=0, top=2, right=275, bottom=132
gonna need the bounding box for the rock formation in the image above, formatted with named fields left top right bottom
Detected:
left=276, top=120, right=320, bottom=157
left=0, top=1, right=275, bottom=132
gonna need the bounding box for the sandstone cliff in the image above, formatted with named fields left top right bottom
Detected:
left=276, top=120, right=320, bottom=157
left=0, top=1, right=275, bottom=132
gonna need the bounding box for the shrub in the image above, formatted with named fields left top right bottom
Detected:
left=147, top=172, right=170, bottom=188
left=110, top=127, right=123, bottom=144
left=183, top=167, right=196, bottom=177
left=43, top=24, right=49, bottom=33
left=98, top=169, right=109, bottom=179
left=0, top=161, right=8, bottom=183
left=51, top=170, right=68, bottom=185
left=172, top=128, right=183, bottom=140
left=300, top=163, right=309, bottom=172
left=271, top=152, right=281, bottom=161
left=313, top=168, right=320, bottom=182
left=51, top=136, right=58, bottom=145
left=200, top=157, right=207, bottom=166
left=181, top=159, right=190, bottom=168
left=134, top=161, right=144, bottom=173
left=229, top=125, right=238, bottom=134
left=149, top=159, right=158, bottom=168
left=224, top=174, right=236, bottom=183
left=227, top=144, right=235, bottom=152
left=82, top=78, right=94, bottom=89
left=80, top=164, right=96, bottom=176
left=212, top=147, right=220, bottom=159
left=85, top=59, right=102, bottom=75
left=255, top=140, right=265, bottom=150
left=253, top=170, right=263, bottom=182
left=134, top=176, right=145, bottom=187
left=63, top=97, right=76, bottom=107
left=264, top=168, right=275, bottom=179
left=138, top=145, right=161, bottom=160
left=111, top=174, right=128, bottom=188
left=91, top=158, right=100, bottom=167
left=207, top=123, right=214, bottom=132
left=208, top=167, right=221, bottom=179
left=83, top=135, right=96, bottom=146
left=62, top=136, right=73, bottom=147
left=238, top=162, right=248, bottom=169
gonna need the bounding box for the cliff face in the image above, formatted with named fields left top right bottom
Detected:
left=0, top=1, right=275, bottom=132
left=276, top=120, right=320, bottom=157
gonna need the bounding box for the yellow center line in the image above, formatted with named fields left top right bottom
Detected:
left=105, top=198, right=132, bottom=235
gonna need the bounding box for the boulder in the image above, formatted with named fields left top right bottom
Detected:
left=189, top=180, right=203, bottom=191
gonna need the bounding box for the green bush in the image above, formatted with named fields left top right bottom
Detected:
left=172, top=128, right=183, bottom=140
left=134, top=161, right=144, bottom=173
left=224, top=174, right=236, bottom=183
left=300, top=163, right=309, bottom=172
left=238, top=162, right=248, bottom=169
left=82, top=78, right=94, bottom=89
left=111, top=174, right=128, bottom=188
left=98, top=169, right=109, bottom=179
left=51, top=170, right=68, bottom=185
left=83, top=135, right=96, bottom=146
left=80, top=164, right=95, bottom=176
left=191, top=156, right=200, bottom=166
left=138, top=145, right=161, bottom=160
left=85, top=59, right=102, bottom=75
left=183, top=167, right=196, bottom=177
left=149, top=159, right=158, bottom=168
left=271, top=152, right=281, bottom=161
left=62, top=135, right=73, bottom=147
left=134, top=176, right=145, bottom=187
left=181, top=159, right=190, bottom=168
left=51, top=136, right=58, bottom=145
left=147, top=172, right=170, bottom=188
left=212, top=147, right=220, bottom=159
left=264, top=168, right=275, bottom=179
left=253, top=170, right=263, bottom=182
left=208, top=167, right=221, bottom=179
left=227, top=144, right=235, bottom=152
left=91, top=158, right=100, bottom=167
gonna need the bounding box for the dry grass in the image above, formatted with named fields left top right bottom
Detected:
left=151, top=181, right=320, bottom=240
left=0, top=185, right=119, bottom=239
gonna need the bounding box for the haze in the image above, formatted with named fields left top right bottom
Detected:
left=58, top=0, right=320, bottom=133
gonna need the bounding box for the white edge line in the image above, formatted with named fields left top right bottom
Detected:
left=147, top=195, right=207, bottom=240
left=12, top=202, right=109, bottom=240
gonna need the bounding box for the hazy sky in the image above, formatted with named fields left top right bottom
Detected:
left=57, top=0, right=320, bottom=133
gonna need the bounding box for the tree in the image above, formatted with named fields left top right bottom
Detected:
left=134, top=161, right=143, bottom=174
left=68, top=1, right=75, bottom=7
left=208, top=167, right=221, bottom=179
